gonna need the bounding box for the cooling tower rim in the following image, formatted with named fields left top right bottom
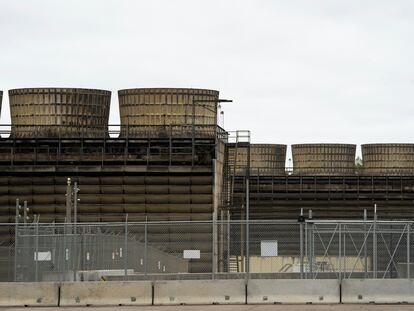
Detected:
left=118, top=87, right=219, bottom=96
left=249, top=143, right=287, bottom=148
left=292, top=143, right=356, bottom=148
left=362, top=143, right=414, bottom=148
left=9, top=87, right=111, bottom=96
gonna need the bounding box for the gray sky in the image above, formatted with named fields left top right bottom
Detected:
left=1, top=0, right=413, bottom=157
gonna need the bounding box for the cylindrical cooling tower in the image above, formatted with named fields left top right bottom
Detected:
left=9, top=88, right=111, bottom=138
left=230, top=144, right=287, bottom=175
left=362, top=144, right=414, bottom=175
left=292, top=144, right=356, bottom=175
left=118, top=88, right=219, bottom=137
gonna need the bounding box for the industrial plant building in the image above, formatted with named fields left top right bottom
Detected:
left=0, top=87, right=413, bottom=276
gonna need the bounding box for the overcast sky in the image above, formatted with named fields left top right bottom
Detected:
left=0, top=0, right=413, bottom=157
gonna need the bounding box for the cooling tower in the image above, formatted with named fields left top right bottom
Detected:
left=118, top=88, right=219, bottom=137
left=9, top=88, right=111, bottom=138
left=292, top=144, right=356, bottom=175
left=229, top=144, right=287, bottom=175
left=362, top=144, right=414, bottom=175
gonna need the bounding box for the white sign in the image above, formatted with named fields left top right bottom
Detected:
left=183, top=250, right=200, bottom=259
left=261, top=240, right=278, bottom=257
left=34, top=251, right=52, bottom=261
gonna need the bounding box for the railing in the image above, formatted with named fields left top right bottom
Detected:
left=0, top=124, right=228, bottom=140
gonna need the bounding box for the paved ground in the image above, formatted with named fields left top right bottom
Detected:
left=2, top=306, right=414, bottom=311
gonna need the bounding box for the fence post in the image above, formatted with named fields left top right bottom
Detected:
left=144, top=217, right=148, bottom=275
left=373, top=204, right=377, bottom=279
left=308, top=210, right=313, bottom=279
left=124, top=214, right=128, bottom=280
left=245, top=178, right=250, bottom=277
left=299, top=208, right=305, bottom=279
left=220, top=209, right=224, bottom=273
left=35, top=216, right=39, bottom=282
left=227, top=211, right=230, bottom=273
left=14, top=198, right=19, bottom=282
left=407, top=223, right=410, bottom=279
left=304, top=222, right=308, bottom=279
left=338, top=223, right=342, bottom=282
left=364, top=209, right=367, bottom=278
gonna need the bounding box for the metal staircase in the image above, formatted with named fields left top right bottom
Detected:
left=222, top=131, right=250, bottom=273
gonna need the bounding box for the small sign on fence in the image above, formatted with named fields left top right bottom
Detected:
left=261, top=240, right=278, bottom=257
left=183, top=250, right=201, bottom=259
left=34, top=251, right=52, bottom=261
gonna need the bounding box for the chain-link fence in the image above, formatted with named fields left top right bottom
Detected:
left=0, top=217, right=412, bottom=282
left=307, top=220, right=413, bottom=280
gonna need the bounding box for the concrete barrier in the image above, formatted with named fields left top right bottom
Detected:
left=247, top=279, right=340, bottom=304
left=154, top=279, right=245, bottom=305
left=342, top=279, right=414, bottom=304
left=0, top=282, right=59, bottom=306
left=60, top=281, right=152, bottom=306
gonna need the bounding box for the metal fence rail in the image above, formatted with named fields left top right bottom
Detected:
left=0, top=217, right=412, bottom=282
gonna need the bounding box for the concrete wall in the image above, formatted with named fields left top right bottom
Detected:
left=154, top=280, right=245, bottom=305
left=60, top=281, right=152, bottom=306
left=0, top=282, right=59, bottom=306
left=342, top=279, right=414, bottom=304
left=2, top=279, right=414, bottom=306
left=247, top=279, right=340, bottom=304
